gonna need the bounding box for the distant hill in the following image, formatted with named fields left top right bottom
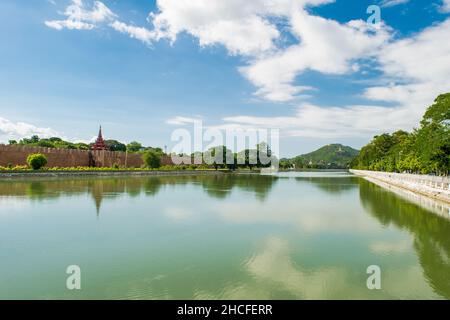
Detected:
left=287, top=144, right=359, bottom=169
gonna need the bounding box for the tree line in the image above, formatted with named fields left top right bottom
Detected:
left=7, top=136, right=275, bottom=171
left=351, top=93, right=449, bottom=175
left=7, top=136, right=164, bottom=155
left=169, top=143, right=275, bottom=170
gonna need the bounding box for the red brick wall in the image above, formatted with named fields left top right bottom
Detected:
left=0, top=145, right=174, bottom=168
left=160, top=156, right=173, bottom=166
left=0, top=145, right=90, bottom=167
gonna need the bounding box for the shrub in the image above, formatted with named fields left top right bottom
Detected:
left=142, top=150, right=161, bottom=169
left=26, top=153, right=48, bottom=170
left=13, top=165, right=28, bottom=171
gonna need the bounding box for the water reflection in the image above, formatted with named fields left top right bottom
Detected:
left=26, top=182, right=47, bottom=199
left=194, top=236, right=349, bottom=299
left=359, top=179, right=450, bottom=299
left=295, top=176, right=358, bottom=195
left=0, top=174, right=277, bottom=215
left=201, top=174, right=276, bottom=201
left=1, top=173, right=449, bottom=299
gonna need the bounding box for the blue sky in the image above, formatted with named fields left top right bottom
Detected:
left=0, top=0, right=449, bottom=156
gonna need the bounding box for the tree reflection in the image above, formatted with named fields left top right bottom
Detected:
left=26, top=182, right=47, bottom=199
left=295, top=176, right=358, bottom=194
left=359, top=179, right=450, bottom=299
left=200, top=174, right=276, bottom=201
left=0, top=174, right=277, bottom=215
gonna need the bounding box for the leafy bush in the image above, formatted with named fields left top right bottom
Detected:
left=142, top=150, right=162, bottom=169
left=0, top=165, right=29, bottom=171
left=0, top=164, right=232, bottom=172
left=26, top=153, right=48, bottom=170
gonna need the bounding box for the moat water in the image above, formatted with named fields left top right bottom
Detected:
left=0, top=172, right=449, bottom=299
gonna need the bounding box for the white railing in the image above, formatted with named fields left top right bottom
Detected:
left=350, top=170, right=450, bottom=200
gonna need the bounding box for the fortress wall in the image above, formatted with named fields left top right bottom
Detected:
left=89, top=151, right=173, bottom=167
left=0, top=145, right=173, bottom=168
left=0, top=145, right=90, bottom=167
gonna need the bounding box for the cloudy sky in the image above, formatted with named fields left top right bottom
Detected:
left=0, top=0, right=449, bottom=156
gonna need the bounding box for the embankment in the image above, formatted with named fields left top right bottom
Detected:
left=350, top=169, right=450, bottom=204
left=0, top=170, right=227, bottom=179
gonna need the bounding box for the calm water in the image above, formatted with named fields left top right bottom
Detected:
left=0, top=172, right=449, bottom=300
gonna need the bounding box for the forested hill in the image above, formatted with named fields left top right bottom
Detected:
left=281, top=144, right=359, bottom=169
left=300, top=144, right=359, bottom=165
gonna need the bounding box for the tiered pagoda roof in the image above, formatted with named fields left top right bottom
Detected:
left=91, top=126, right=108, bottom=151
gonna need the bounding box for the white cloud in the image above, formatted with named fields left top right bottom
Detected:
left=110, top=21, right=156, bottom=44
left=0, top=117, right=60, bottom=142
left=363, top=18, right=450, bottom=124
left=195, top=236, right=438, bottom=299
left=45, top=0, right=116, bottom=30
left=222, top=18, right=450, bottom=138
left=0, top=199, right=32, bottom=215
left=45, top=0, right=390, bottom=102
left=370, top=240, right=411, bottom=254
left=148, top=0, right=286, bottom=55
left=241, top=13, right=391, bottom=102
left=220, top=103, right=413, bottom=138
left=164, top=206, right=194, bottom=221
left=45, top=1, right=450, bottom=139
left=215, top=193, right=379, bottom=232
left=184, top=15, right=279, bottom=56
left=147, top=0, right=391, bottom=100
left=440, top=0, right=450, bottom=13
left=144, top=1, right=449, bottom=138
left=166, top=116, right=202, bottom=126
left=380, top=0, right=410, bottom=8
left=45, top=19, right=95, bottom=30
left=134, top=0, right=389, bottom=102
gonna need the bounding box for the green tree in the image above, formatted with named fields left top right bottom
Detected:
left=279, top=159, right=292, bottom=170
left=142, top=150, right=161, bottom=169
left=74, top=143, right=90, bottom=150
left=204, top=146, right=233, bottom=170
left=143, top=147, right=165, bottom=156
left=105, top=140, right=127, bottom=152
left=26, top=153, right=48, bottom=170
left=20, top=135, right=39, bottom=145
left=352, top=93, right=450, bottom=175
left=127, top=141, right=143, bottom=153
left=37, top=140, right=56, bottom=148
left=421, top=93, right=450, bottom=126
left=236, top=149, right=257, bottom=170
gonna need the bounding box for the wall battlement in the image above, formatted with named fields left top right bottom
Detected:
left=0, top=144, right=172, bottom=168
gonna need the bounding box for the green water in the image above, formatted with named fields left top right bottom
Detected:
left=0, top=172, right=449, bottom=300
